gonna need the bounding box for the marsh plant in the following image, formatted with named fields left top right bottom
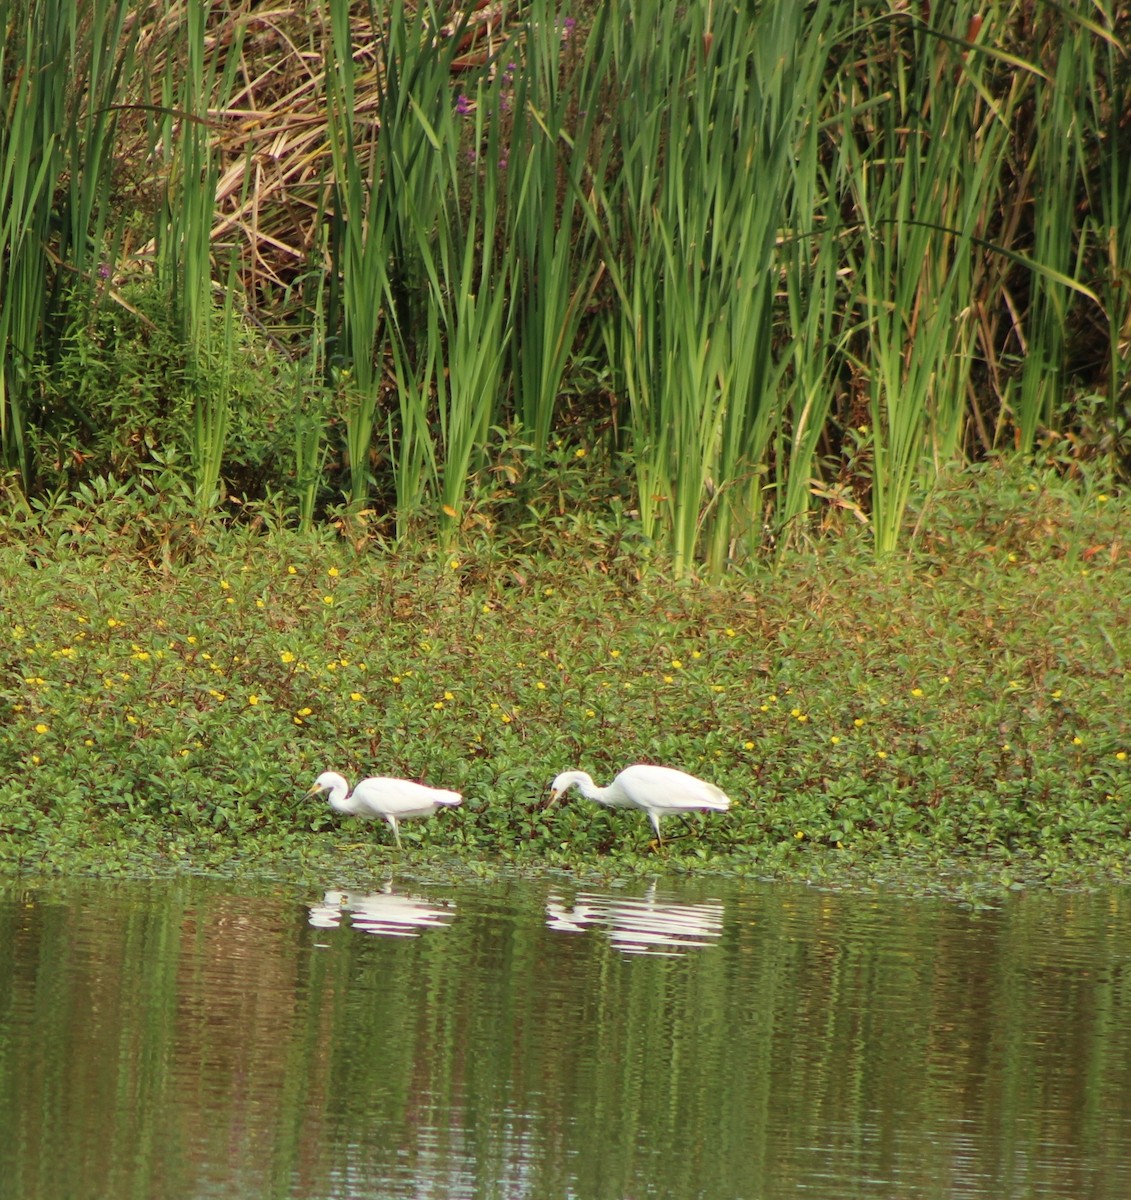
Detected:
left=1, top=0, right=1128, bottom=571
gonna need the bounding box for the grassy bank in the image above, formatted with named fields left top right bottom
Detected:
left=1, top=460, right=1127, bottom=896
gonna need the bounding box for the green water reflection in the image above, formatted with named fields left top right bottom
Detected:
left=1, top=875, right=1130, bottom=1199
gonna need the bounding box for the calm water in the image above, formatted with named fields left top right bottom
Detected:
left=1, top=873, right=1130, bottom=1200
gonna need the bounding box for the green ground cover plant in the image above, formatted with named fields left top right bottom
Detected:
left=0, top=459, right=1126, bottom=897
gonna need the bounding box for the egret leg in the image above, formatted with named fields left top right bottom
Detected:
left=387, top=816, right=402, bottom=848
left=648, top=811, right=664, bottom=852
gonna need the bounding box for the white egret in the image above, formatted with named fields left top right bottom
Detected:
left=307, top=771, right=462, bottom=848
left=548, top=764, right=730, bottom=847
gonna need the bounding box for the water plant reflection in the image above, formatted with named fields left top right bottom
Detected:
left=308, top=886, right=455, bottom=938
left=545, top=885, right=724, bottom=956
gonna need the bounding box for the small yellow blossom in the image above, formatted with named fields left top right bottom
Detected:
left=711, top=685, right=724, bottom=693
left=585, top=709, right=596, bottom=718
left=691, top=650, right=702, bottom=659
left=830, top=735, right=841, bottom=745
left=248, top=695, right=260, bottom=706
left=744, top=740, right=755, bottom=750
left=297, top=707, right=312, bottom=717
left=84, top=739, right=93, bottom=747
left=255, top=598, right=265, bottom=608
left=501, top=712, right=513, bottom=723
left=287, top=565, right=297, bottom=574
left=671, top=659, right=682, bottom=669
left=610, top=649, right=620, bottom=658
left=574, top=447, right=587, bottom=458
left=433, top=701, right=445, bottom=710
left=350, top=692, right=363, bottom=702
left=725, top=628, right=736, bottom=637
left=281, top=651, right=296, bottom=664
left=392, top=675, right=402, bottom=684
left=535, top=681, right=547, bottom=690
left=31, top=755, right=41, bottom=765
left=322, top=595, right=334, bottom=606
left=482, top=604, right=491, bottom=613
left=327, top=566, right=340, bottom=578
left=126, top=714, right=138, bottom=725
left=854, top=718, right=865, bottom=727
left=876, top=749, right=888, bottom=759
left=34, top=723, right=49, bottom=734
left=449, top=559, right=460, bottom=570
left=133, top=651, right=151, bottom=662
left=1072, top=736, right=1083, bottom=746
left=1097, top=493, right=1109, bottom=503
left=1116, top=752, right=1127, bottom=761
left=911, top=687, right=923, bottom=697
left=444, top=691, right=454, bottom=701
left=107, top=618, right=120, bottom=628
left=220, top=580, right=230, bottom=591
left=794, top=830, right=805, bottom=840
left=663, top=675, right=674, bottom=683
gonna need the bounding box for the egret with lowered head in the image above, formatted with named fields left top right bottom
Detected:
left=308, top=771, right=462, bottom=848
left=548, top=763, right=730, bottom=847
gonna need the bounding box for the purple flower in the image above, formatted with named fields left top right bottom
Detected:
left=455, top=93, right=472, bottom=115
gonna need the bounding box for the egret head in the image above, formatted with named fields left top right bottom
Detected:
left=307, top=770, right=346, bottom=797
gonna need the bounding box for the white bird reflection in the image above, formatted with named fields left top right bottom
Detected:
left=545, top=886, right=724, bottom=957
left=308, top=885, right=455, bottom=938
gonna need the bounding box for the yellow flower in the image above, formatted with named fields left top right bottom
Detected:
left=481, top=603, right=491, bottom=613
left=1117, top=751, right=1127, bottom=761
left=392, top=675, right=402, bottom=684
left=759, top=704, right=769, bottom=712
left=34, top=723, right=49, bottom=734
left=107, top=617, right=120, bottom=628
left=31, top=754, right=41, bottom=765
left=1072, top=736, right=1083, bottom=746
left=220, top=580, right=230, bottom=591
left=84, top=738, right=93, bottom=747
left=535, top=681, right=547, bottom=690
left=327, top=566, right=340, bottom=578
left=910, top=687, right=923, bottom=697
left=444, top=691, right=454, bottom=701
left=501, top=713, right=513, bottom=723
left=610, top=649, right=620, bottom=658
left=744, top=740, right=755, bottom=750
left=287, top=565, right=297, bottom=575
left=854, top=717, right=865, bottom=727
left=663, top=675, right=674, bottom=683
left=132, top=651, right=151, bottom=662
left=1097, top=493, right=1109, bottom=503
left=671, top=659, right=682, bottom=669
left=322, top=595, right=334, bottom=606
left=449, top=559, right=460, bottom=570
left=830, top=735, right=841, bottom=745
left=350, top=692, right=363, bottom=702
left=876, top=750, right=888, bottom=759
left=255, top=598, right=265, bottom=608
left=585, top=709, right=596, bottom=718
left=297, top=707, right=312, bottom=717
left=794, top=830, right=805, bottom=840
left=433, top=701, right=445, bottom=710
left=574, top=447, right=587, bottom=458
left=280, top=651, right=296, bottom=664
left=711, top=685, right=724, bottom=693
left=248, top=694, right=260, bottom=706
left=725, top=628, right=736, bottom=637
left=691, top=650, right=702, bottom=659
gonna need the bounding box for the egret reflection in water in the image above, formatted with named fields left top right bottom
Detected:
left=546, top=885, right=724, bottom=956
left=308, top=885, right=455, bottom=938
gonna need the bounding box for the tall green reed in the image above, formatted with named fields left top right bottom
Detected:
left=504, top=0, right=610, bottom=454
left=590, top=0, right=835, bottom=576
left=0, top=0, right=134, bottom=486
left=834, top=2, right=1012, bottom=554
left=150, top=0, right=244, bottom=510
